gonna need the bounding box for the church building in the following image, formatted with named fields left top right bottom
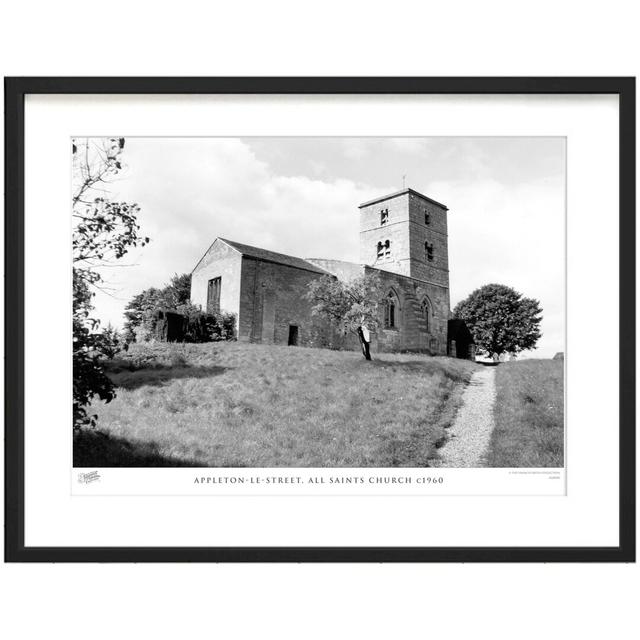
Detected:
left=191, top=188, right=472, bottom=357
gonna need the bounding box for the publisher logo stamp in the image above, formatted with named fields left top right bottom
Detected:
left=78, top=470, right=101, bottom=484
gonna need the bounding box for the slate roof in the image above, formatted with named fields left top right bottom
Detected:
left=219, top=238, right=329, bottom=275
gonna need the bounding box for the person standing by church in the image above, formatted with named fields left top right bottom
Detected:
left=357, top=316, right=371, bottom=361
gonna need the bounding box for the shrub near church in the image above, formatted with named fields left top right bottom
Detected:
left=453, top=283, right=542, bottom=358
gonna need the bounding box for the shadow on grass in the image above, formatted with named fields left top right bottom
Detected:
left=74, top=429, right=204, bottom=467
left=367, top=358, right=473, bottom=383
left=106, top=364, right=229, bottom=390
left=368, top=359, right=434, bottom=372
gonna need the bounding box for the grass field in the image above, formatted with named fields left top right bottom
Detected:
left=486, top=359, right=564, bottom=467
left=74, top=342, right=479, bottom=468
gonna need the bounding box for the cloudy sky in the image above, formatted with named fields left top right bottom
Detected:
left=87, top=136, right=565, bottom=358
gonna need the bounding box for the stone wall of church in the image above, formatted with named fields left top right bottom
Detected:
left=238, top=257, right=349, bottom=349
left=406, top=194, right=449, bottom=286
left=193, top=242, right=450, bottom=355
left=358, top=192, right=450, bottom=289
left=191, top=239, right=242, bottom=324
left=359, top=192, right=411, bottom=277
left=365, top=267, right=449, bottom=355
left=234, top=257, right=450, bottom=355
left=302, top=257, right=450, bottom=355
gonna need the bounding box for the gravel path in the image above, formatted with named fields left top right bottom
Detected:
left=438, top=366, right=497, bottom=467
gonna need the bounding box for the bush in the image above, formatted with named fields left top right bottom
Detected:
left=150, top=303, right=236, bottom=343
left=96, top=324, right=123, bottom=359
left=183, top=309, right=236, bottom=343
left=73, top=319, right=116, bottom=429
left=202, top=310, right=236, bottom=342
left=123, top=274, right=191, bottom=342
left=73, top=269, right=116, bottom=429
left=134, top=324, right=155, bottom=344
left=110, top=343, right=188, bottom=370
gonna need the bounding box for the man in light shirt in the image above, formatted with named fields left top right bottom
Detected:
left=357, top=316, right=372, bottom=361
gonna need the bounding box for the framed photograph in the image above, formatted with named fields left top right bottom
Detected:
left=4, top=77, right=635, bottom=562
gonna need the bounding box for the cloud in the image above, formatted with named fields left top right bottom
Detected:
left=341, top=139, right=369, bottom=160
left=91, top=139, right=393, bottom=329
left=431, top=175, right=565, bottom=357
left=89, top=137, right=565, bottom=358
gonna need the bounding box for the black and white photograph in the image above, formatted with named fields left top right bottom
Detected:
left=2, top=2, right=638, bottom=636
left=6, top=75, right=632, bottom=564
left=72, top=136, right=565, bottom=472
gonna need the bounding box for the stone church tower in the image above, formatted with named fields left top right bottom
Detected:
left=358, top=188, right=449, bottom=289
left=356, top=188, right=452, bottom=354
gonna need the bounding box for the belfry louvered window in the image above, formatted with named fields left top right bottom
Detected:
left=425, top=242, right=434, bottom=261
left=377, top=239, right=391, bottom=259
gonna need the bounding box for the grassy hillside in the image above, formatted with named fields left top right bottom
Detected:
left=74, top=342, right=479, bottom=468
left=486, top=359, right=564, bottom=467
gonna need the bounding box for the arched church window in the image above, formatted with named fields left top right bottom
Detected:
left=421, top=297, right=431, bottom=333
left=380, top=208, right=389, bottom=225
left=424, top=209, right=431, bottom=225
left=384, top=291, right=398, bottom=329
left=377, top=239, right=391, bottom=260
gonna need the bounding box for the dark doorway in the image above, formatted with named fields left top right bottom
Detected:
left=288, top=325, right=299, bottom=346
left=447, top=319, right=475, bottom=360
left=207, top=277, right=221, bottom=314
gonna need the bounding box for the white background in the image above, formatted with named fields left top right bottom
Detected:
left=1, top=1, right=638, bottom=639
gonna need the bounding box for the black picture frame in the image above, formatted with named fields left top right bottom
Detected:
left=4, top=77, right=635, bottom=563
